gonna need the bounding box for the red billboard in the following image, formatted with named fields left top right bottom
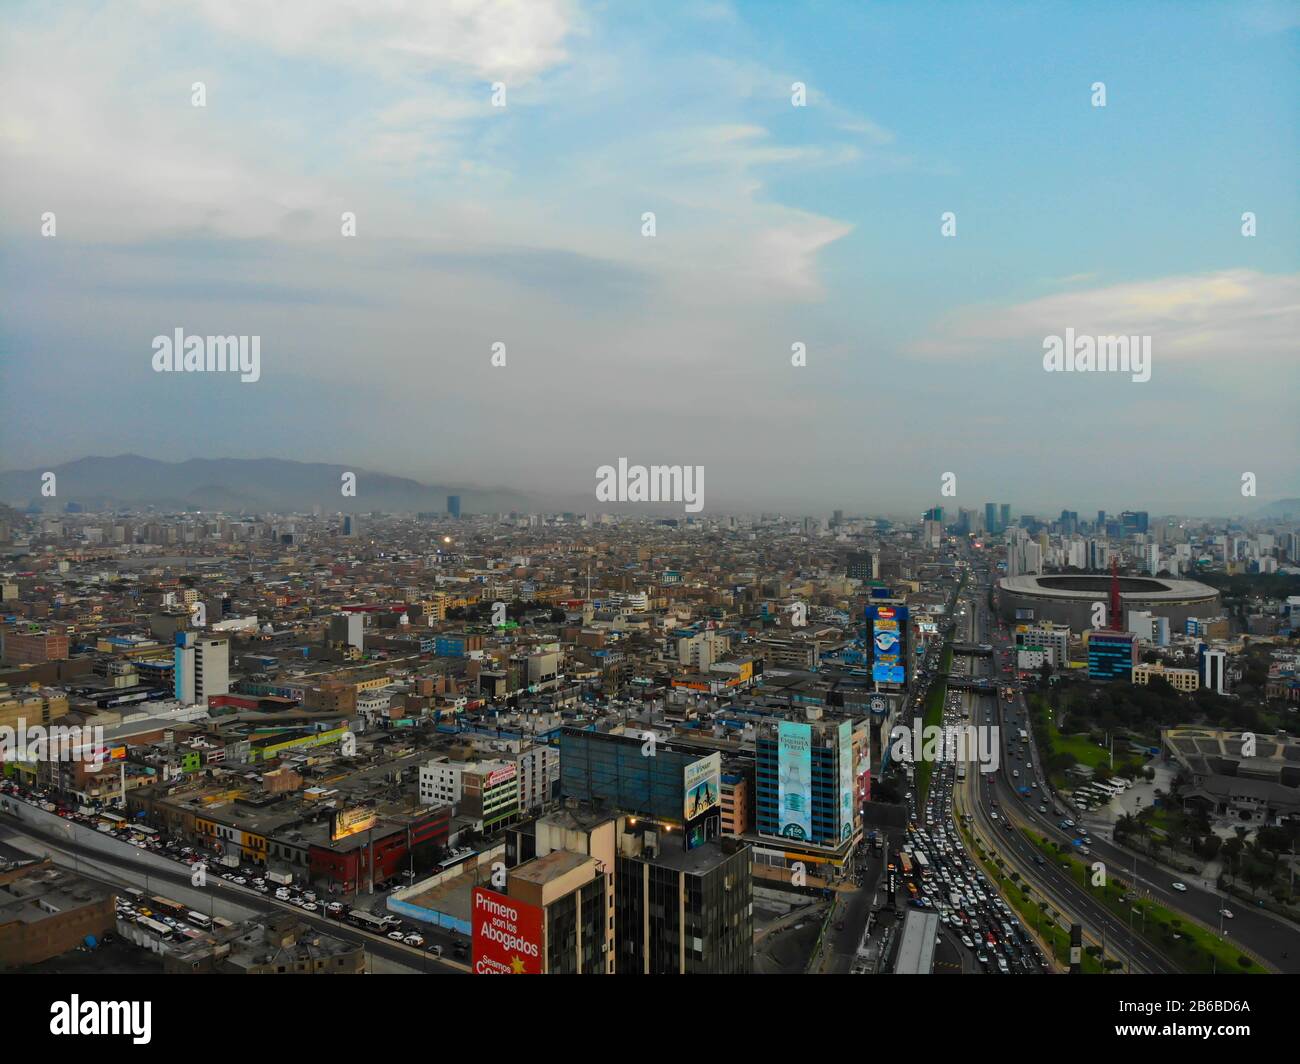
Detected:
left=471, top=887, right=543, bottom=975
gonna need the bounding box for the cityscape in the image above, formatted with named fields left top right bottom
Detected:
left=0, top=0, right=1296, bottom=1038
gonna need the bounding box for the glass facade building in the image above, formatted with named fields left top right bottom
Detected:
left=1088, top=630, right=1136, bottom=680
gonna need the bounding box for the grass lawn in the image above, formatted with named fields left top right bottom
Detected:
left=916, top=642, right=954, bottom=805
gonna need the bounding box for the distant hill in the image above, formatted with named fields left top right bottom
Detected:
left=1255, top=498, right=1300, bottom=519
left=0, top=455, right=537, bottom=515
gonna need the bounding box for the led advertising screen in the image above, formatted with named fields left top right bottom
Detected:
left=472, top=887, right=543, bottom=974
left=838, top=719, right=854, bottom=841
left=868, top=604, right=909, bottom=685
left=777, top=721, right=813, bottom=841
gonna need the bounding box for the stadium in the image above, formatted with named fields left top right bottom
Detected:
left=995, top=573, right=1220, bottom=631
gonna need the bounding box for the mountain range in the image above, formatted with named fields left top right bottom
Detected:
left=0, top=455, right=538, bottom=515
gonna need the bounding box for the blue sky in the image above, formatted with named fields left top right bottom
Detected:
left=1, top=0, right=1296, bottom=515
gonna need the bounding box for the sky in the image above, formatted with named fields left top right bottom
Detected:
left=1, top=0, right=1297, bottom=517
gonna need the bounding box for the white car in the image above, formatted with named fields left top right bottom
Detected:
left=302, top=902, right=319, bottom=912
left=403, top=934, right=425, bottom=947
left=1219, top=908, right=1234, bottom=919
left=1171, top=882, right=1188, bottom=892
left=387, top=931, right=405, bottom=941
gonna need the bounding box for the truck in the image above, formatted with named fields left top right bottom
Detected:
left=220, top=853, right=240, bottom=869
left=267, top=869, right=294, bottom=886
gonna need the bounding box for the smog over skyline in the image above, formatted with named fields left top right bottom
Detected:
left=1, top=1, right=1297, bottom=517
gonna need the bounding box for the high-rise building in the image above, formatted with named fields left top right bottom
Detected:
left=614, top=823, right=753, bottom=974
left=173, top=631, right=229, bottom=706
left=999, top=504, right=1011, bottom=532
left=328, top=613, right=364, bottom=652
left=1199, top=646, right=1227, bottom=695
left=846, top=551, right=879, bottom=582
left=984, top=503, right=997, bottom=535
left=1087, top=630, right=1136, bottom=681
left=755, top=717, right=859, bottom=848
left=1120, top=511, right=1149, bottom=535
left=447, top=495, right=461, bottom=519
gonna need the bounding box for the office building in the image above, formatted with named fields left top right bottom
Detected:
left=1087, top=630, right=1137, bottom=682
left=846, top=551, right=879, bottom=582
left=1132, top=662, right=1199, bottom=692
left=1200, top=647, right=1228, bottom=695
left=558, top=729, right=722, bottom=849
left=328, top=613, right=364, bottom=652
left=173, top=631, right=229, bottom=706
left=447, top=495, right=461, bottom=519
left=614, top=822, right=753, bottom=974
left=755, top=717, right=859, bottom=848
left=418, top=757, right=520, bottom=831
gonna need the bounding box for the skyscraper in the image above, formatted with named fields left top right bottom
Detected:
left=999, top=504, right=1010, bottom=532
left=984, top=503, right=997, bottom=535
left=447, top=495, right=461, bottom=519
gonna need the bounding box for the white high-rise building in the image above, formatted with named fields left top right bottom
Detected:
left=173, top=632, right=229, bottom=707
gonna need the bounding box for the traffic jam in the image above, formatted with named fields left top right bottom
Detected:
left=891, top=635, right=1050, bottom=974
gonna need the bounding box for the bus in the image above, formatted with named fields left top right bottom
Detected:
left=898, top=853, right=914, bottom=878
left=1018, top=729, right=1028, bottom=744
left=99, top=811, right=125, bottom=826
left=186, top=911, right=212, bottom=929
left=347, top=910, right=399, bottom=934
left=132, top=823, right=159, bottom=836
left=149, top=896, right=186, bottom=918
left=957, top=762, right=967, bottom=783
left=914, top=851, right=930, bottom=873
left=137, top=916, right=175, bottom=939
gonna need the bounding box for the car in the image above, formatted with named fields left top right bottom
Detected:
left=428, top=944, right=443, bottom=957
left=302, top=902, right=319, bottom=912
left=387, top=931, right=405, bottom=940
left=1219, top=908, right=1234, bottom=919
left=960, top=934, right=974, bottom=949
left=1038, top=805, right=1048, bottom=813
left=1171, top=882, right=1188, bottom=892
left=403, top=933, right=425, bottom=946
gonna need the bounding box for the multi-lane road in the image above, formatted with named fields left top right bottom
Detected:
left=957, top=573, right=1300, bottom=973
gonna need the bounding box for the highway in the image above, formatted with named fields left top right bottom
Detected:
left=962, top=566, right=1299, bottom=972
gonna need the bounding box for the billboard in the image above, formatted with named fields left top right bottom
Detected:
left=838, top=720, right=855, bottom=841
left=472, top=887, right=543, bottom=974
left=867, top=605, right=909, bottom=685
left=777, top=721, right=813, bottom=841
left=684, top=752, right=721, bottom=851
left=330, top=806, right=378, bottom=842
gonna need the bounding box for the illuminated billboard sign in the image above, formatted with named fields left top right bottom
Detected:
left=684, top=752, right=721, bottom=851
left=838, top=720, right=854, bottom=841
left=472, top=887, right=543, bottom=974
left=867, top=605, right=909, bottom=685
left=330, top=806, right=378, bottom=841
left=777, top=721, right=813, bottom=841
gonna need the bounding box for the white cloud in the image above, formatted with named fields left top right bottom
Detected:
left=174, top=0, right=578, bottom=82
left=909, top=269, right=1300, bottom=366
